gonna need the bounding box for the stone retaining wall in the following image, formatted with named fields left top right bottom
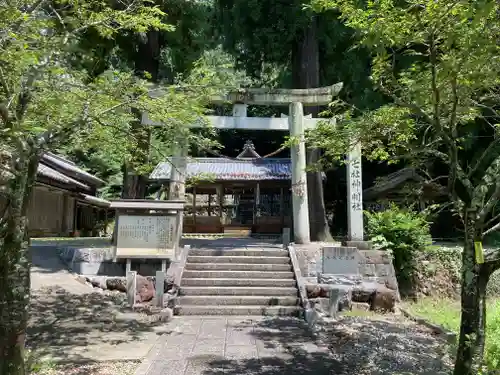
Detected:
left=54, top=245, right=167, bottom=277
left=293, top=242, right=399, bottom=308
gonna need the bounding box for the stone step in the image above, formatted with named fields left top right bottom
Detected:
left=188, top=249, right=289, bottom=257
left=185, top=262, right=293, bottom=272
left=181, top=278, right=296, bottom=287
left=180, top=286, right=298, bottom=296
left=178, top=295, right=299, bottom=306
left=182, top=270, right=295, bottom=279
left=187, top=256, right=291, bottom=264
left=175, top=305, right=302, bottom=316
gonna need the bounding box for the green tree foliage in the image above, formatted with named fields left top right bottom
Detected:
left=51, top=0, right=223, bottom=199
left=309, top=0, right=500, bottom=373
left=366, top=205, right=432, bottom=296
left=0, top=1, right=214, bottom=373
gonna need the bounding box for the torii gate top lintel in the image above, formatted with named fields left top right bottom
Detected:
left=211, top=83, right=343, bottom=106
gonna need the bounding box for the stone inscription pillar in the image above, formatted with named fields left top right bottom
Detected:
left=346, top=143, right=364, bottom=241
left=168, top=142, right=188, bottom=259
left=289, top=102, right=311, bottom=244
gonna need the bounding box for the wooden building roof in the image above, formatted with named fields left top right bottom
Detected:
left=37, top=152, right=105, bottom=194
left=150, top=141, right=292, bottom=182
left=363, top=167, right=447, bottom=200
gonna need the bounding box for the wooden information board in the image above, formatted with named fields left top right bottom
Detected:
left=116, top=215, right=177, bottom=258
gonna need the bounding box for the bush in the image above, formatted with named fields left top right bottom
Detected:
left=366, top=205, right=433, bottom=296
left=485, top=299, right=500, bottom=370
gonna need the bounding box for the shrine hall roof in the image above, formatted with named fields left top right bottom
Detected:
left=150, top=157, right=292, bottom=181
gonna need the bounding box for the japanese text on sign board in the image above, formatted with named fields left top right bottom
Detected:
left=322, top=246, right=359, bottom=275
left=324, top=247, right=356, bottom=261
left=116, top=215, right=176, bottom=257
left=350, top=157, right=362, bottom=211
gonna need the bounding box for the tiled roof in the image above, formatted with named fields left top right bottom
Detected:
left=150, top=158, right=291, bottom=181
left=42, top=152, right=105, bottom=187
left=37, top=163, right=91, bottom=191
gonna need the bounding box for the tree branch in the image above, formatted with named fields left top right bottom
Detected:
left=0, top=65, right=11, bottom=97
left=482, top=248, right=500, bottom=275
left=468, top=137, right=500, bottom=179
left=484, top=221, right=500, bottom=236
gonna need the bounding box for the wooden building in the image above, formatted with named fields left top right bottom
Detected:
left=363, top=168, right=446, bottom=211
left=150, top=141, right=292, bottom=235
left=1, top=152, right=110, bottom=237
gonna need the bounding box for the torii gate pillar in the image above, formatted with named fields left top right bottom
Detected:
left=289, top=102, right=310, bottom=244
left=144, top=83, right=343, bottom=245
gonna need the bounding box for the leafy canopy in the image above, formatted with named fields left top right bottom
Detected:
left=309, top=0, right=500, bottom=219
left=0, top=0, right=217, bottom=188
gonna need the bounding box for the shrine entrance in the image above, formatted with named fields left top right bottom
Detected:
left=145, top=84, right=366, bottom=245
left=151, top=141, right=293, bottom=235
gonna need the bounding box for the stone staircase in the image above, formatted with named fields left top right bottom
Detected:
left=175, top=245, right=302, bottom=316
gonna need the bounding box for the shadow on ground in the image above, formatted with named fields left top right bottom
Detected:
left=28, top=288, right=169, bottom=363
left=204, top=316, right=453, bottom=375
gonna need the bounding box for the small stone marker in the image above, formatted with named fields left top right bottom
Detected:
left=155, top=270, right=165, bottom=307
left=322, top=246, right=359, bottom=275
left=327, top=286, right=352, bottom=318
left=126, top=271, right=137, bottom=307
left=282, top=227, right=291, bottom=248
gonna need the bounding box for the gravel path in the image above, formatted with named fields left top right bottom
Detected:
left=316, top=314, right=454, bottom=375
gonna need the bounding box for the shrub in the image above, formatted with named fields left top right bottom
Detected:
left=366, top=205, right=433, bottom=296
left=485, top=299, right=500, bottom=370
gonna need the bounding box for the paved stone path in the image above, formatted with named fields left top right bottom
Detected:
left=135, top=316, right=335, bottom=375
left=29, top=245, right=170, bottom=363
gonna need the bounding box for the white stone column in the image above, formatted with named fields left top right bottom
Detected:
left=168, top=143, right=188, bottom=259
left=346, top=143, right=364, bottom=241
left=289, top=102, right=310, bottom=244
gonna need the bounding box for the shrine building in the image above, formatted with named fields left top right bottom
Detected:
left=149, top=141, right=292, bottom=235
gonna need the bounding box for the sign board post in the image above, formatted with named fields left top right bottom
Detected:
left=110, top=199, right=185, bottom=307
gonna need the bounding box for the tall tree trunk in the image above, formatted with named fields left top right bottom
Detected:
left=291, top=14, right=332, bottom=242
left=0, top=147, right=40, bottom=375
left=121, top=30, right=160, bottom=199
left=453, top=209, right=488, bottom=375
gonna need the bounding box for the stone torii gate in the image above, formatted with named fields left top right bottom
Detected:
left=143, top=83, right=364, bottom=245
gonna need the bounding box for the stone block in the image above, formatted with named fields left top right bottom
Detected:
left=328, top=286, right=352, bottom=316
left=136, top=274, right=155, bottom=303
left=345, top=240, right=373, bottom=250
left=385, top=277, right=399, bottom=291
left=72, top=261, right=124, bottom=276
left=318, top=274, right=362, bottom=285
left=322, top=246, right=359, bottom=275
left=351, top=281, right=380, bottom=303
left=371, top=286, right=397, bottom=312
left=359, top=250, right=391, bottom=264
left=87, top=276, right=107, bottom=289
left=294, top=243, right=322, bottom=277
left=352, top=302, right=370, bottom=311
left=359, top=264, right=377, bottom=277
left=375, top=263, right=391, bottom=277
left=107, top=277, right=127, bottom=292
left=306, top=284, right=329, bottom=298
